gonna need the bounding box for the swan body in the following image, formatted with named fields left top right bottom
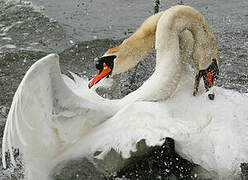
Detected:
left=2, top=5, right=248, bottom=179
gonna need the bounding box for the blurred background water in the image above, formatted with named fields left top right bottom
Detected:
left=0, top=0, right=247, bottom=179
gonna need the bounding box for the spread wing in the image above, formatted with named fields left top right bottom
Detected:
left=1, top=54, right=118, bottom=169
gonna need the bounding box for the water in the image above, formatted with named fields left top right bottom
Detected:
left=0, top=0, right=248, bottom=179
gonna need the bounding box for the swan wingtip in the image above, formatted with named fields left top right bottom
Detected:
left=43, top=53, right=59, bottom=61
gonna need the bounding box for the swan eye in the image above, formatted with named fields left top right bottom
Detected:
left=96, top=61, right=103, bottom=70
left=95, top=55, right=116, bottom=71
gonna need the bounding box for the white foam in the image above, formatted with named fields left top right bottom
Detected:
left=2, top=37, right=12, bottom=41
left=0, top=44, right=16, bottom=49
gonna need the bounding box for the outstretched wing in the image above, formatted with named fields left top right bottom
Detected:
left=2, top=54, right=118, bottom=169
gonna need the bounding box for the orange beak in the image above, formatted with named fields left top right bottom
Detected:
left=88, top=63, right=112, bottom=88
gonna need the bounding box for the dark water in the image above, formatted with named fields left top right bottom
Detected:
left=0, top=0, right=248, bottom=179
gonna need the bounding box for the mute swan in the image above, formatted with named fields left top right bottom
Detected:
left=2, top=5, right=248, bottom=179
left=88, top=6, right=219, bottom=101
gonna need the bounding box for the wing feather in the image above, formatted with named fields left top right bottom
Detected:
left=2, top=53, right=119, bottom=170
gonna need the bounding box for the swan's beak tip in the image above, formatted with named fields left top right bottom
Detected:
left=88, top=78, right=97, bottom=89
left=88, top=78, right=96, bottom=89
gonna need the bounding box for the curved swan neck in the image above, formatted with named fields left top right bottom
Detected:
left=156, top=5, right=219, bottom=71
left=105, top=5, right=219, bottom=102
left=126, top=5, right=219, bottom=102
left=123, top=53, right=182, bottom=103
left=109, top=12, right=163, bottom=75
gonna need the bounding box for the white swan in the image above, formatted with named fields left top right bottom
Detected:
left=2, top=5, right=248, bottom=179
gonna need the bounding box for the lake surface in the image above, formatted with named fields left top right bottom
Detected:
left=0, top=0, right=248, bottom=179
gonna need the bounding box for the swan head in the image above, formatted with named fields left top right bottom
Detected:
left=88, top=55, right=117, bottom=88
left=88, top=43, right=141, bottom=88
left=193, top=58, right=219, bottom=100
